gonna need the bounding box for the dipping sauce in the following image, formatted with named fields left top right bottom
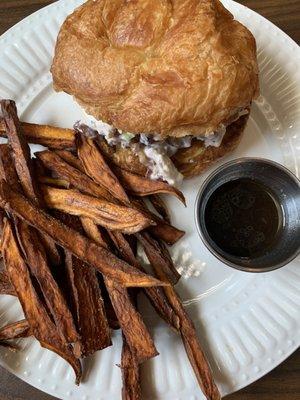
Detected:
left=204, top=178, right=283, bottom=258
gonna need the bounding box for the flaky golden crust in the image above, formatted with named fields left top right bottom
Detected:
left=51, top=0, right=259, bottom=138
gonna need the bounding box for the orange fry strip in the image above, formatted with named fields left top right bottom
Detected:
left=149, top=221, right=185, bottom=246
left=107, top=231, right=180, bottom=330
left=2, top=218, right=82, bottom=384
left=42, top=185, right=154, bottom=234
left=138, top=232, right=221, bottom=400
left=36, top=150, right=117, bottom=203
left=38, top=176, right=70, bottom=189
left=0, top=104, right=61, bottom=266
left=65, top=251, right=112, bottom=357
left=76, top=132, right=129, bottom=203
left=0, top=144, right=78, bottom=343
left=149, top=194, right=171, bottom=224
left=55, top=150, right=85, bottom=172
left=55, top=211, right=111, bottom=357
left=1, top=101, right=43, bottom=204
left=0, top=118, right=74, bottom=149
left=134, top=233, right=180, bottom=286
left=131, top=198, right=185, bottom=245
left=0, top=181, right=166, bottom=288
left=114, top=167, right=186, bottom=205
left=0, top=270, right=16, bottom=296
left=80, top=217, right=109, bottom=249
left=121, top=334, right=141, bottom=400
left=15, top=219, right=79, bottom=344
left=0, top=320, right=31, bottom=341
left=81, top=220, right=158, bottom=363
left=105, top=278, right=158, bottom=364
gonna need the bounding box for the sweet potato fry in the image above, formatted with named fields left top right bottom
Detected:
left=2, top=218, right=82, bottom=384
left=0, top=270, right=16, bottom=296
left=0, top=143, right=76, bottom=342
left=137, top=232, right=221, bottom=400
left=38, top=176, right=70, bottom=189
left=0, top=118, right=75, bottom=149
left=1, top=101, right=44, bottom=205
left=99, top=277, right=120, bottom=330
left=76, top=132, right=129, bottom=203
left=42, top=185, right=154, bottom=234
left=55, top=150, right=85, bottom=172
left=36, top=150, right=117, bottom=203
left=54, top=211, right=111, bottom=357
left=131, top=198, right=185, bottom=245
left=107, top=231, right=180, bottom=330
left=0, top=112, right=61, bottom=267
left=150, top=221, right=185, bottom=246
left=149, top=194, right=171, bottom=224
left=121, top=334, right=141, bottom=400
left=80, top=217, right=109, bottom=249
left=0, top=320, right=31, bottom=341
left=134, top=233, right=180, bottom=286
left=15, top=218, right=79, bottom=344
left=0, top=182, right=165, bottom=288
left=79, top=219, right=120, bottom=329
left=65, top=251, right=112, bottom=357
left=105, top=278, right=158, bottom=363
left=0, top=144, right=20, bottom=188
left=81, top=219, right=158, bottom=362
left=114, top=167, right=186, bottom=205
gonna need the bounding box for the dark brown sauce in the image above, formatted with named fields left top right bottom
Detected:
left=204, top=179, right=283, bottom=258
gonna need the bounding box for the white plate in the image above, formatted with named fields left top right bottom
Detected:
left=0, top=1, right=299, bottom=399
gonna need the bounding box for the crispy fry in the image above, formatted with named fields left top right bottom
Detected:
left=121, top=334, right=141, bottom=400
left=149, top=221, right=185, bottom=246
left=38, top=176, right=70, bottom=189
left=149, top=194, right=171, bottom=224
left=138, top=232, right=221, bottom=400
left=0, top=320, right=31, bottom=341
left=54, top=211, right=111, bottom=357
left=134, top=233, right=180, bottom=286
left=114, top=167, right=186, bottom=205
left=1, top=101, right=44, bottom=205
left=0, top=144, right=20, bottom=188
left=80, top=219, right=120, bottom=329
left=81, top=219, right=158, bottom=362
left=65, top=251, right=112, bottom=357
left=0, top=181, right=166, bottom=288
left=0, top=143, right=75, bottom=341
left=131, top=198, right=185, bottom=245
left=0, top=116, right=61, bottom=268
left=0, top=118, right=75, bottom=149
left=2, top=218, right=82, bottom=384
left=15, top=219, right=79, bottom=344
left=36, top=150, right=117, bottom=203
left=55, top=150, right=85, bottom=172
left=99, top=277, right=120, bottom=330
left=76, top=132, right=129, bottom=203
left=108, top=231, right=180, bottom=330
left=42, top=185, right=154, bottom=234
left=80, top=217, right=109, bottom=249
left=106, top=278, right=158, bottom=363
left=0, top=270, right=16, bottom=296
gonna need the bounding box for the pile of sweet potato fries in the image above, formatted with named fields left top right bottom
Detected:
left=0, top=100, right=220, bottom=400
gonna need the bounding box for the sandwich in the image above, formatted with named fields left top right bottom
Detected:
left=51, top=0, right=259, bottom=186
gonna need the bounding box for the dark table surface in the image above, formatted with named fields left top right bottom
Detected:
left=0, top=1, right=299, bottom=399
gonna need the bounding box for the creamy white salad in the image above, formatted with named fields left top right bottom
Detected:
left=79, top=108, right=248, bottom=187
